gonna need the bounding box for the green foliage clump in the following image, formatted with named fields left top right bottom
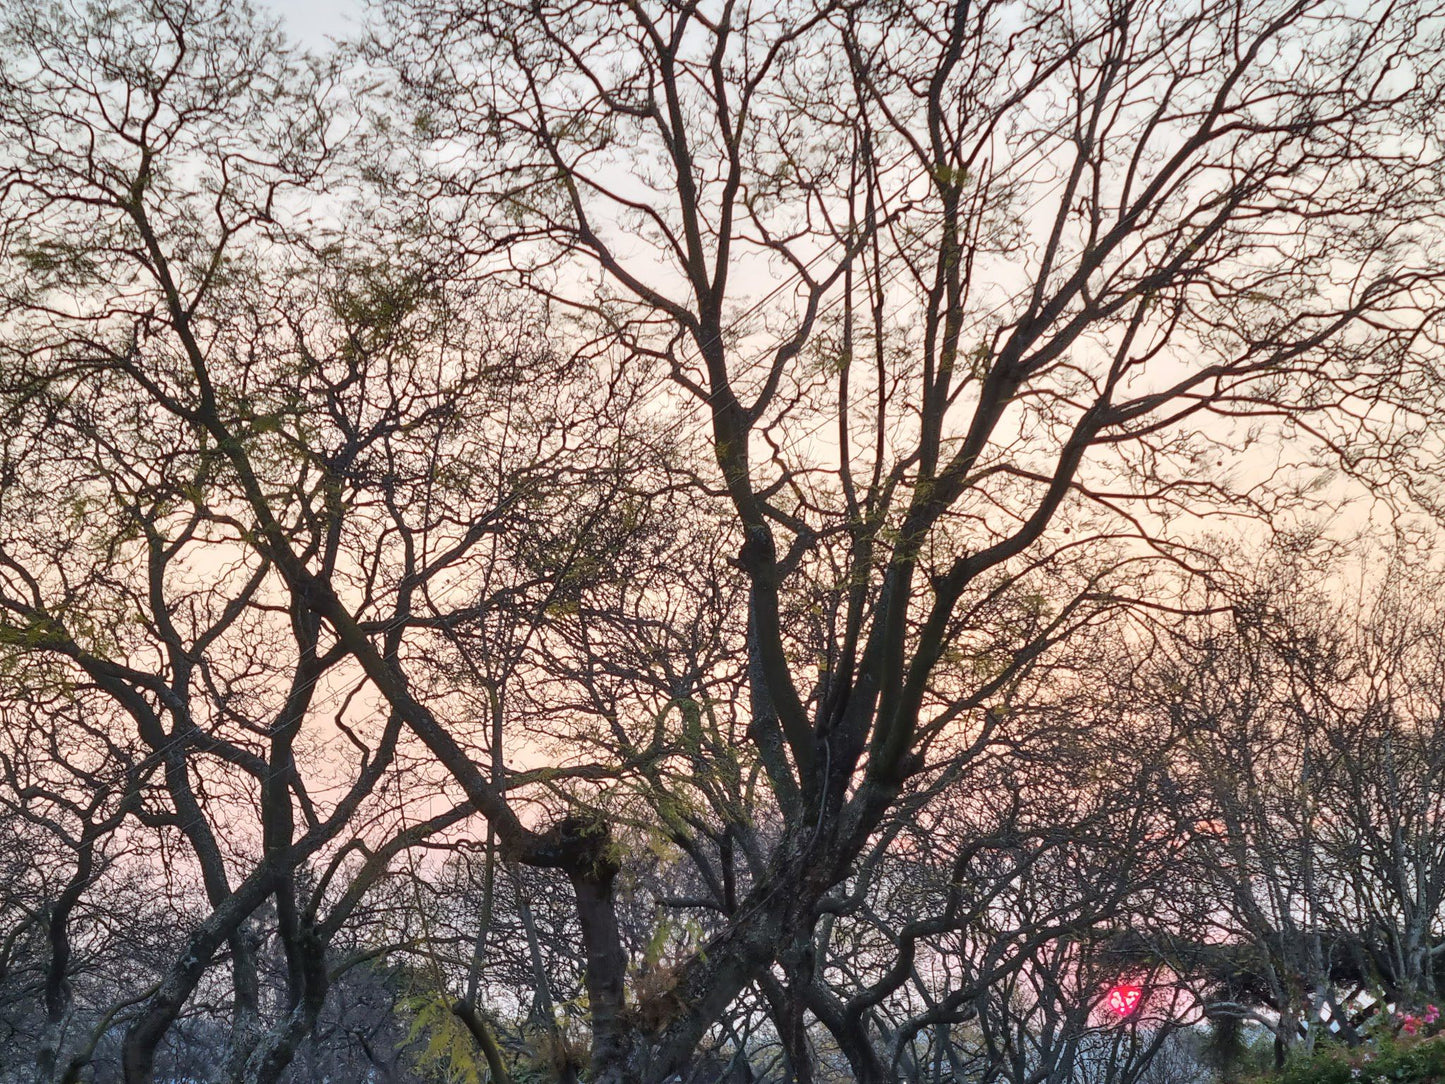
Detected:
left=1266, top=1035, right=1445, bottom=1084
left=404, top=992, right=485, bottom=1084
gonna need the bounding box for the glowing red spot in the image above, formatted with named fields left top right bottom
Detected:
left=1106, top=984, right=1143, bottom=1016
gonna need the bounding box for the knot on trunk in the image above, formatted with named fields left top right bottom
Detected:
left=534, top=813, right=620, bottom=882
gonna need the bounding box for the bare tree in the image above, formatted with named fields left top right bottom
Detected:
left=5, top=0, right=1445, bottom=1079
left=368, top=0, right=1445, bottom=1076
left=0, top=1, right=647, bottom=1080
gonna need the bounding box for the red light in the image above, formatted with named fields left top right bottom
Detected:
left=1106, top=984, right=1143, bottom=1016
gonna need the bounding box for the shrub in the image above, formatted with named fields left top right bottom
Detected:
left=1266, top=1008, right=1445, bottom=1084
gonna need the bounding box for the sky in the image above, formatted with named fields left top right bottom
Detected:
left=245, top=0, right=1412, bottom=565
left=262, top=0, right=361, bottom=48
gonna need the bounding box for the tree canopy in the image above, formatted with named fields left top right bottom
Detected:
left=1, top=0, right=1444, bottom=1081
